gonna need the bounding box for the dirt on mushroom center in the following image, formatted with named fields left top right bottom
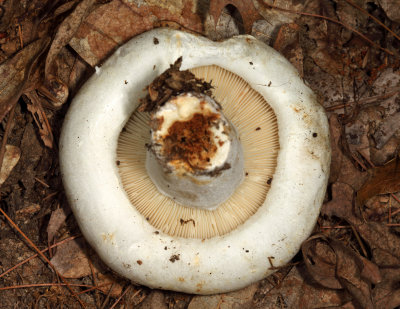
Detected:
left=162, top=112, right=221, bottom=172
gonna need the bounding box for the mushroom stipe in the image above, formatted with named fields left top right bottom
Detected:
left=60, top=28, right=331, bottom=294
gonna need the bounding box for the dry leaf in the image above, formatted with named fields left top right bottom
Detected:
left=209, top=0, right=263, bottom=34
left=357, top=157, right=400, bottom=207
left=373, top=113, right=400, bottom=149
left=188, top=283, right=258, bottom=309
left=378, top=0, right=400, bottom=23
left=273, top=23, right=303, bottom=76
left=45, top=0, right=96, bottom=79
left=50, top=238, right=91, bottom=278
left=47, top=208, right=68, bottom=244
left=70, top=0, right=203, bottom=66
left=254, top=265, right=347, bottom=308
left=0, top=145, right=21, bottom=185
left=0, top=38, right=49, bottom=123
left=302, top=235, right=378, bottom=309
left=96, top=272, right=124, bottom=298
left=355, top=222, right=400, bottom=266
left=375, top=289, right=400, bottom=309
left=321, top=182, right=354, bottom=220
left=24, top=90, right=54, bottom=148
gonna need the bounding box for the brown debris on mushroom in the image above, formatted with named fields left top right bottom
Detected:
left=138, top=57, right=213, bottom=113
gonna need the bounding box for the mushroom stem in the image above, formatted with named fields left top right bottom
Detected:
left=146, top=92, right=244, bottom=209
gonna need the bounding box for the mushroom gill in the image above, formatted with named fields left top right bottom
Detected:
left=117, top=65, right=279, bottom=239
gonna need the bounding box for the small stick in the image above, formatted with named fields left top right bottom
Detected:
left=18, top=24, right=23, bottom=48
left=100, top=283, right=115, bottom=309
left=351, top=225, right=368, bottom=257
left=34, top=177, right=50, bottom=188
left=109, top=286, right=133, bottom=309
left=351, top=152, right=368, bottom=170
left=320, top=225, right=351, bottom=229
left=0, top=282, right=97, bottom=291
left=89, top=259, right=101, bottom=309
left=76, top=283, right=113, bottom=296
left=391, top=193, right=400, bottom=205
left=42, top=191, right=58, bottom=201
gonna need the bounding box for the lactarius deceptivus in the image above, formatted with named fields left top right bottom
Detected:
left=60, top=28, right=331, bottom=294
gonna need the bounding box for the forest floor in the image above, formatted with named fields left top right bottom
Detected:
left=1, top=0, right=400, bottom=308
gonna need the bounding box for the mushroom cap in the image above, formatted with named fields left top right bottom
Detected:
left=59, top=28, right=331, bottom=294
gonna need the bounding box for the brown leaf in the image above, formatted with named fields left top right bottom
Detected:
left=355, top=221, right=400, bottom=266
left=328, top=114, right=369, bottom=190
left=70, top=0, right=203, bottom=66
left=188, top=283, right=258, bottom=309
left=360, top=257, right=382, bottom=285
left=209, top=0, right=263, bottom=34
left=273, top=23, right=304, bottom=76
left=321, top=182, right=354, bottom=220
left=373, top=269, right=400, bottom=309
left=45, top=0, right=96, bottom=79
left=24, top=90, right=54, bottom=148
left=0, top=145, right=21, bottom=185
left=375, top=289, right=400, bottom=309
left=96, top=272, right=124, bottom=298
left=254, top=265, right=347, bottom=308
left=0, top=38, right=49, bottom=123
left=357, top=157, right=400, bottom=207
left=302, top=235, right=377, bottom=309
left=302, top=235, right=343, bottom=289
left=50, top=238, right=91, bottom=278
left=47, top=208, right=68, bottom=244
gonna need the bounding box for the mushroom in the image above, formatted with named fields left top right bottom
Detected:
left=60, top=28, right=330, bottom=294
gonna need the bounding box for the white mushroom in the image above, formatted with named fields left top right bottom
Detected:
left=60, top=28, right=330, bottom=294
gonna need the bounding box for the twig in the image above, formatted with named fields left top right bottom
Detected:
left=342, top=0, right=400, bottom=42
left=390, top=207, right=400, bottom=217
left=18, top=24, right=23, bottom=48
left=0, top=208, right=86, bottom=308
left=320, top=225, right=351, bottom=229
left=100, top=283, right=115, bottom=309
left=0, top=282, right=97, bottom=291
left=389, top=195, right=400, bottom=217
left=259, top=1, right=396, bottom=57
left=76, top=283, right=113, bottom=296
left=89, top=258, right=101, bottom=308
left=109, top=286, right=134, bottom=309
left=351, top=225, right=368, bottom=257
left=34, top=177, right=50, bottom=188
left=43, top=191, right=58, bottom=201
left=0, top=234, right=81, bottom=279
left=391, top=193, right=400, bottom=205
left=351, top=152, right=368, bottom=171
left=0, top=103, right=16, bottom=176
